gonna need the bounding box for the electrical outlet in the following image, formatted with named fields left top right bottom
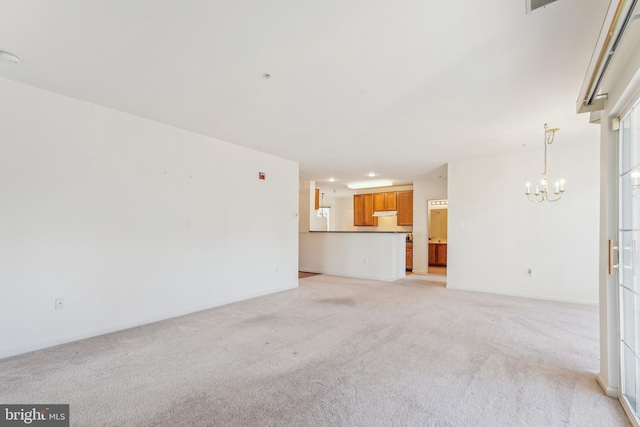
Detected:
left=55, top=297, right=64, bottom=310
left=527, top=269, right=534, bottom=278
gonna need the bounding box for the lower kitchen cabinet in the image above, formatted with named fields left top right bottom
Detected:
left=428, top=243, right=447, bottom=267
left=406, top=242, right=413, bottom=271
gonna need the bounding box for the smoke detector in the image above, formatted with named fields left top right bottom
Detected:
left=0, top=50, right=21, bottom=64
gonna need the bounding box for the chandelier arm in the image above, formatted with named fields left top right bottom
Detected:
left=545, top=188, right=563, bottom=202
left=526, top=192, right=545, bottom=203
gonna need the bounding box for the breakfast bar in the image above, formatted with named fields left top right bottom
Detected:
left=299, top=231, right=407, bottom=281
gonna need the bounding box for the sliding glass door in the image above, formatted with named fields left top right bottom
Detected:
left=620, top=100, right=640, bottom=422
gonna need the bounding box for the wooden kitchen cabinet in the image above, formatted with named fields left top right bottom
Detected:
left=428, top=243, right=436, bottom=265
left=428, top=243, right=447, bottom=267
left=406, top=242, right=413, bottom=271
left=396, top=191, right=413, bottom=226
left=373, top=192, right=397, bottom=211
left=315, top=188, right=320, bottom=210
left=353, top=194, right=378, bottom=226
left=385, top=192, right=397, bottom=211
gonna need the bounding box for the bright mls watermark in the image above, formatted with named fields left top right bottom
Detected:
left=0, top=405, right=69, bottom=426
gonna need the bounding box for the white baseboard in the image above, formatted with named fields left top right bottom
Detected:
left=596, top=373, right=619, bottom=398
left=0, top=283, right=298, bottom=360
left=445, top=284, right=598, bottom=306
left=300, top=269, right=405, bottom=282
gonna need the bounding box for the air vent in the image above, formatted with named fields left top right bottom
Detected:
left=526, top=0, right=561, bottom=14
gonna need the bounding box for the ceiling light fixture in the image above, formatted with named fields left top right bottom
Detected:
left=367, top=173, right=377, bottom=177
left=525, top=124, right=565, bottom=202
left=525, top=0, right=560, bottom=14
left=0, top=50, right=21, bottom=64
left=347, top=180, right=393, bottom=190
left=328, top=178, right=336, bottom=182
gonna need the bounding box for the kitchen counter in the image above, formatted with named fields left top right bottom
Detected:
left=309, top=231, right=408, bottom=234
left=299, top=232, right=406, bottom=281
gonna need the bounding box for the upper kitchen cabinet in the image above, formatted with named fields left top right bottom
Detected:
left=354, top=194, right=378, bottom=226
left=374, top=192, right=397, bottom=211
left=396, top=191, right=413, bottom=226
left=315, top=188, right=320, bottom=210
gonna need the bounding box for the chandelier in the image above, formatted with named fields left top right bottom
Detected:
left=525, top=124, right=565, bottom=203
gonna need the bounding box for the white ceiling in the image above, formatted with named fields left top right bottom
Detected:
left=0, top=0, right=609, bottom=189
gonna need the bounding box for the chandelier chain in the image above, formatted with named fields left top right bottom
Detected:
left=543, top=123, right=555, bottom=176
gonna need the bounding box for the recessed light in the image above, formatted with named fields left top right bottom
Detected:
left=0, top=50, right=20, bottom=64
left=367, top=173, right=376, bottom=178
left=328, top=178, right=336, bottom=182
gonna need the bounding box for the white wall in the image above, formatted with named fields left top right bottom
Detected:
left=299, top=232, right=406, bottom=281
left=310, top=185, right=332, bottom=231
left=0, top=77, right=299, bottom=358
left=333, top=196, right=354, bottom=231
left=299, top=181, right=312, bottom=233
left=313, top=184, right=354, bottom=231
left=413, top=179, right=448, bottom=274
left=447, top=142, right=599, bottom=304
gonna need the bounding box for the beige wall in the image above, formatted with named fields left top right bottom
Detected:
left=429, top=209, right=448, bottom=241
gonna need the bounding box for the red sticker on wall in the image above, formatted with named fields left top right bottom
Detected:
left=259, top=172, right=266, bottom=180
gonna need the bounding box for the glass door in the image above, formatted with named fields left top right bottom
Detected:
left=620, top=100, right=640, bottom=421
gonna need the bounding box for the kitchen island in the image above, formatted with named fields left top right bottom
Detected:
left=299, top=231, right=407, bottom=281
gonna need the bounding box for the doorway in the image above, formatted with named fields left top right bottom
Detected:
left=427, top=199, right=448, bottom=276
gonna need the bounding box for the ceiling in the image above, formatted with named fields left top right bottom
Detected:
left=0, top=0, right=609, bottom=189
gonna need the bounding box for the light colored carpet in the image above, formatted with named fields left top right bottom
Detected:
left=0, top=275, right=630, bottom=426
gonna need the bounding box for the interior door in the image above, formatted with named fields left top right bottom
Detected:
left=620, top=101, right=640, bottom=422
